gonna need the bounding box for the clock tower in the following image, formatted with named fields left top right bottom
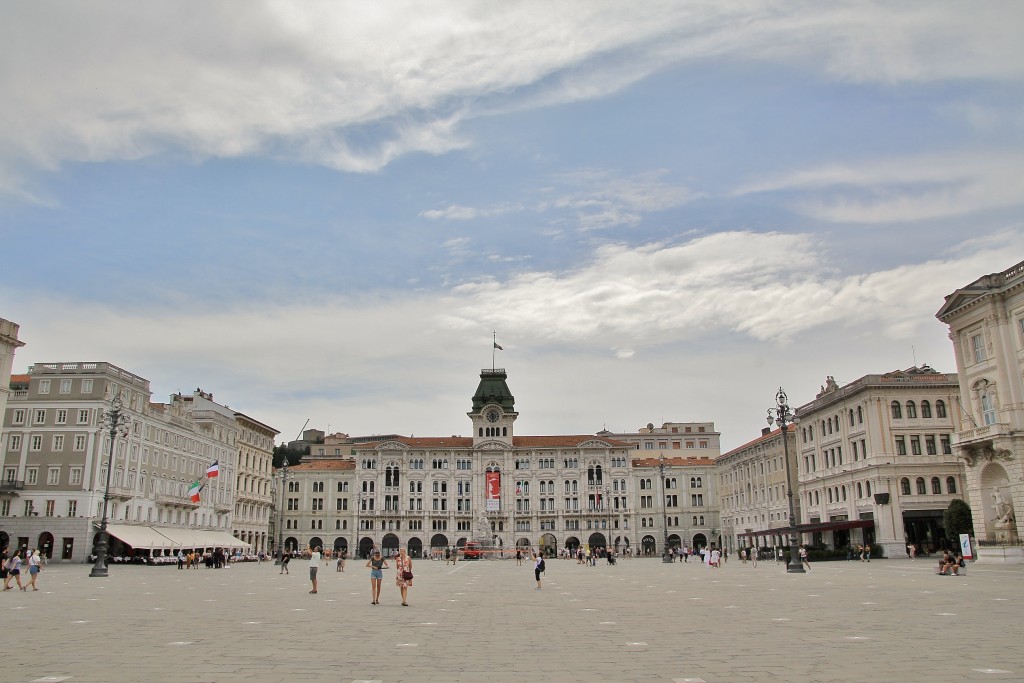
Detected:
left=470, top=368, right=517, bottom=446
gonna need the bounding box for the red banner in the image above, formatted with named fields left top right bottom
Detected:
left=486, top=471, right=500, bottom=511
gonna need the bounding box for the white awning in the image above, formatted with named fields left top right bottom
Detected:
left=103, top=524, right=173, bottom=551
left=151, top=527, right=251, bottom=550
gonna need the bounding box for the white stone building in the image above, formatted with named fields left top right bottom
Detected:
left=1, top=362, right=273, bottom=560
left=793, top=368, right=965, bottom=557
left=937, top=259, right=1024, bottom=550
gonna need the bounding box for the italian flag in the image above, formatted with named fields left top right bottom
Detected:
left=188, top=480, right=204, bottom=503
left=206, top=460, right=220, bottom=478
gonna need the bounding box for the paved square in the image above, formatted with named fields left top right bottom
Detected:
left=3, top=557, right=1023, bottom=682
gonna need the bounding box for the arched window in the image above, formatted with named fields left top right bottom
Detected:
left=849, top=409, right=855, bottom=427
left=828, top=488, right=833, bottom=503
left=901, top=478, right=911, bottom=495
left=699, top=515, right=705, bottom=525
left=802, top=428, right=807, bottom=443
left=916, top=477, right=926, bottom=495
left=906, top=401, right=917, bottom=418
left=931, top=477, right=941, bottom=494
left=946, top=477, right=957, bottom=494
left=857, top=406, right=864, bottom=423
left=827, top=418, right=833, bottom=434
left=935, top=400, right=947, bottom=418
left=891, top=401, right=902, bottom=419
left=692, top=516, right=698, bottom=526
left=809, top=426, right=814, bottom=440
left=857, top=482, right=863, bottom=498
left=921, top=400, right=932, bottom=418
left=841, top=485, right=847, bottom=501
left=865, top=481, right=871, bottom=497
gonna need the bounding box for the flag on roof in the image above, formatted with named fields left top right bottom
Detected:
left=188, top=480, right=204, bottom=503
left=206, top=460, right=220, bottom=478
left=493, top=342, right=503, bottom=350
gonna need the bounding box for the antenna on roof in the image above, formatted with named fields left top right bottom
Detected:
left=912, top=345, right=917, bottom=367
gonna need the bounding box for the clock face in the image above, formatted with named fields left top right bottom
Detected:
left=486, top=408, right=501, bottom=423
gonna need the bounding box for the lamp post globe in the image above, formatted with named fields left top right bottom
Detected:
left=90, top=396, right=131, bottom=578
left=767, top=387, right=805, bottom=574
left=275, top=460, right=288, bottom=565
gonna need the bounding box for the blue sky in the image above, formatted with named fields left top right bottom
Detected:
left=2, top=2, right=1022, bottom=448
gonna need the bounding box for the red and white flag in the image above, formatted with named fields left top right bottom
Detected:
left=206, top=460, right=220, bottom=478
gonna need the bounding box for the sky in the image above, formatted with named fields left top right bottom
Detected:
left=2, top=1, right=1022, bottom=451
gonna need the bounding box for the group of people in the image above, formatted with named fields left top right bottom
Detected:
left=287, top=545, right=415, bottom=606
left=937, top=550, right=966, bottom=576
left=1, top=547, right=43, bottom=591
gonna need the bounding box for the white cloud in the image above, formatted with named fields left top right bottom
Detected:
left=2, top=2, right=1020, bottom=187
left=5, top=227, right=1017, bottom=448
left=736, top=152, right=1024, bottom=223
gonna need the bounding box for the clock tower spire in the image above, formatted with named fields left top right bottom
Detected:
left=470, top=368, right=517, bottom=446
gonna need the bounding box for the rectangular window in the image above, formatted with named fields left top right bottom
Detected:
left=70, top=468, right=82, bottom=485
left=68, top=500, right=78, bottom=517
left=38, top=379, right=51, bottom=394
left=7, top=435, right=21, bottom=451
left=55, top=409, right=67, bottom=425
left=30, top=435, right=42, bottom=451
left=940, top=435, right=951, bottom=455
left=47, top=467, right=60, bottom=485
left=910, top=436, right=921, bottom=455
left=26, top=468, right=38, bottom=485
left=3, top=468, right=15, bottom=483
left=82, top=379, right=93, bottom=394
left=925, top=435, right=937, bottom=455
left=59, top=379, right=72, bottom=394
left=74, top=435, right=86, bottom=451
left=34, top=409, right=46, bottom=424
left=895, top=436, right=906, bottom=456
left=52, top=435, right=64, bottom=451
left=77, top=409, right=90, bottom=425
left=13, top=409, right=25, bottom=425
left=45, top=500, right=56, bottom=516
left=971, top=333, right=985, bottom=363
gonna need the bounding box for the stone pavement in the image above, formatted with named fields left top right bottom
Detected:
left=3, top=555, right=1023, bottom=683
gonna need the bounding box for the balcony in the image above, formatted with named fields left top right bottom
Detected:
left=1, top=480, right=25, bottom=491
left=156, top=493, right=199, bottom=508
left=953, top=423, right=1014, bottom=467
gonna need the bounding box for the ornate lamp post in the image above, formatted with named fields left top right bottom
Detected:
left=275, top=460, right=288, bottom=565
left=767, top=387, right=805, bottom=574
left=658, top=454, right=673, bottom=563
left=90, top=396, right=131, bottom=578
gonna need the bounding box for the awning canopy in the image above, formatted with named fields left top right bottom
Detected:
left=102, top=524, right=173, bottom=551
left=153, top=527, right=251, bottom=550
left=737, top=519, right=874, bottom=539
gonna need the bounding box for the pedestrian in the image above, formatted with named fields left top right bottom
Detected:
left=533, top=550, right=545, bottom=590
left=908, top=544, right=917, bottom=560
left=395, top=547, right=413, bottom=607
left=5, top=550, right=25, bottom=591
left=26, top=550, right=42, bottom=591
left=337, top=549, right=346, bottom=573
left=367, top=549, right=388, bottom=604
left=309, top=546, right=321, bottom=594
left=799, top=545, right=811, bottom=570
left=0, top=546, right=8, bottom=589
left=280, top=552, right=290, bottom=575
left=750, top=547, right=757, bottom=568
left=177, top=550, right=185, bottom=569
left=515, top=548, right=523, bottom=566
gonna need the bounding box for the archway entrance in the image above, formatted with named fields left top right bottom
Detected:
left=284, top=537, right=299, bottom=552
left=37, top=532, right=54, bottom=559
left=540, top=533, right=557, bottom=557
left=430, top=534, right=449, bottom=553
left=692, top=533, right=707, bottom=550
left=381, top=533, right=399, bottom=557
left=358, top=536, right=374, bottom=559
left=407, top=537, right=423, bottom=558
left=333, top=537, right=348, bottom=553
left=308, top=536, right=323, bottom=552
left=588, top=533, right=606, bottom=553
left=516, top=537, right=531, bottom=549
left=565, top=536, right=580, bottom=554
left=667, top=533, right=681, bottom=551
left=641, top=535, right=657, bottom=556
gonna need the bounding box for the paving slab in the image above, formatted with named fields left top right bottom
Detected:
left=2, top=557, right=1022, bottom=682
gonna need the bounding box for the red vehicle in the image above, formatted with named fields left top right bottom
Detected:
left=462, top=542, right=482, bottom=560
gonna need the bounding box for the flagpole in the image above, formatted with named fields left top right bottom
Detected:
left=492, top=331, right=496, bottom=371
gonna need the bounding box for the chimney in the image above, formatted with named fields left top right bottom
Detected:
left=761, top=427, right=771, bottom=436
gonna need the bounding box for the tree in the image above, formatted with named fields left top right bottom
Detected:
left=944, top=498, right=974, bottom=539
left=272, top=443, right=307, bottom=469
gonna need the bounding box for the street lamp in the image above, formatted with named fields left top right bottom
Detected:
left=767, top=387, right=805, bottom=574
left=658, top=454, right=673, bottom=563
left=90, top=395, right=131, bottom=578
left=275, top=460, right=288, bottom=565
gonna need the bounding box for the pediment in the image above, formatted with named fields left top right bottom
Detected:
left=579, top=439, right=613, bottom=449
left=936, top=290, right=985, bottom=320
left=374, top=441, right=408, bottom=451
left=475, top=441, right=508, bottom=451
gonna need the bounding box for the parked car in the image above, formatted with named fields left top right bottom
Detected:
left=463, top=542, right=482, bottom=559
